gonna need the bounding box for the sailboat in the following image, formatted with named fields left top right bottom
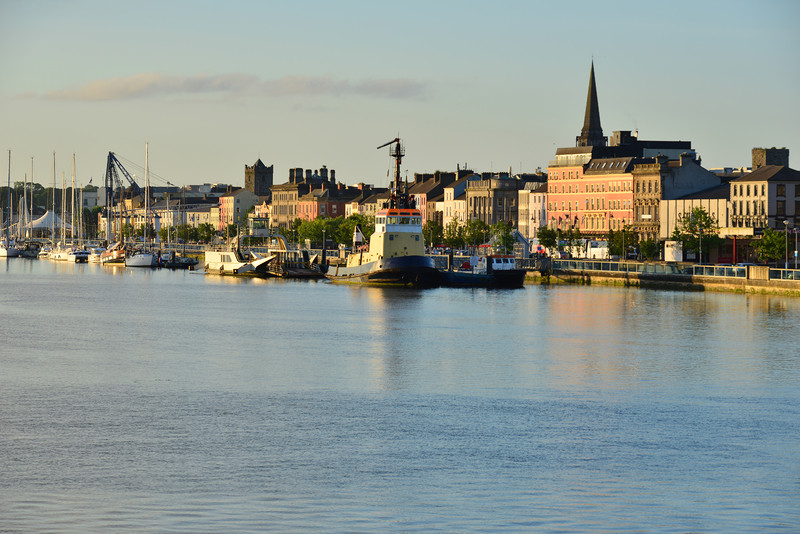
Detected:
left=126, top=143, right=158, bottom=268
left=1, top=150, right=20, bottom=258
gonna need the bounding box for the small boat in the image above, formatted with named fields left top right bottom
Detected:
left=204, top=248, right=273, bottom=276
left=100, top=241, right=126, bottom=264
left=49, top=245, right=90, bottom=262
left=88, top=246, right=105, bottom=263
left=0, top=240, right=20, bottom=258
left=160, top=251, right=198, bottom=270
left=439, top=254, right=526, bottom=288
left=125, top=249, right=158, bottom=268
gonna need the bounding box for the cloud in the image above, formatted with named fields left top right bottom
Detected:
left=42, top=73, right=427, bottom=101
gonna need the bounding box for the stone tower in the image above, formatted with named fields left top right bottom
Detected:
left=752, top=147, right=789, bottom=170
left=245, top=159, right=274, bottom=196
left=576, top=61, right=607, bottom=148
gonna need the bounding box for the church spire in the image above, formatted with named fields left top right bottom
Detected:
left=576, top=61, right=607, bottom=147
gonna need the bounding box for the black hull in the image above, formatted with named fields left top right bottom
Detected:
left=440, top=268, right=526, bottom=289
left=325, top=255, right=440, bottom=288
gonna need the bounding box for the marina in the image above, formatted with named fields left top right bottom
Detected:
left=2, top=258, right=799, bottom=532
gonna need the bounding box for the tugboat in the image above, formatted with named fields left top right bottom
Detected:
left=324, top=138, right=439, bottom=288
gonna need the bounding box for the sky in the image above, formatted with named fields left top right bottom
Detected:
left=2, top=0, right=799, bottom=189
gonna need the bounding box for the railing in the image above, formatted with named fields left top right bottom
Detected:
left=550, top=258, right=800, bottom=281
left=691, top=265, right=747, bottom=278
left=769, top=268, right=800, bottom=281
left=552, top=259, right=692, bottom=275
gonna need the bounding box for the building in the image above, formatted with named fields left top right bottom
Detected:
left=518, top=181, right=548, bottom=239
left=729, top=159, right=799, bottom=231
left=218, top=187, right=258, bottom=231
left=245, top=159, right=274, bottom=196
left=442, top=174, right=473, bottom=227
left=465, top=172, right=523, bottom=226
left=546, top=62, right=713, bottom=242
left=408, top=171, right=457, bottom=223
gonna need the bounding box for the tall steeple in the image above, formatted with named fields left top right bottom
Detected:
left=576, top=61, right=607, bottom=147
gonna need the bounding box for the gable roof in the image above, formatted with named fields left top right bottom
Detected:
left=731, top=165, right=800, bottom=183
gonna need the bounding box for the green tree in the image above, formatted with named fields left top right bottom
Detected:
left=492, top=220, right=514, bottom=253
left=536, top=226, right=558, bottom=254
left=424, top=220, right=445, bottom=247
left=442, top=218, right=462, bottom=249
left=640, top=238, right=659, bottom=261
left=198, top=223, right=216, bottom=243
left=752, top=227, right=786, bottom=263
left=464, top=219, right=490, bottom=247
left=608, top=227, right=637, bottom=258
left=225, top=223, right=239, bottom=238
left=671, top=207, right=723, bottom=263
left=338, top=214, right=374, bottom=246
left=121, top=223, right=135, bottom=239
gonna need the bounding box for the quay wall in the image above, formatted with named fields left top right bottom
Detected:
left=525, top=267, right=800, bottom=296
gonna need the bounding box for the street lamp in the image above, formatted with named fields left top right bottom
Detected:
left=784, top=220, right=789, bottom=269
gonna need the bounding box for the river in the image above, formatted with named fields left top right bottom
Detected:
left=2, top=259, right=798, bottom=532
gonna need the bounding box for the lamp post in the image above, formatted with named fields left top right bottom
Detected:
left=795, top=227, right=798, bottom=270
left=784, top=220, right=789, bottom=269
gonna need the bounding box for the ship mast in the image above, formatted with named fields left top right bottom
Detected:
left=377, top=137, right=410, bottom=209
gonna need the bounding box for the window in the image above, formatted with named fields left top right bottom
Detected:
left=777, top=200, right=785, bottom=217
left=777, top=184, right=786, bottom=197
left=746, top=185, right=750, bottom=196
left=762, top=184, right=765, bottom=196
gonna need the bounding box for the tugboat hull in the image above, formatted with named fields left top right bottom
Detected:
left=326, top=255, right=440, bottom=288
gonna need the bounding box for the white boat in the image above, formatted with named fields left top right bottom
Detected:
left=49, top=245, right=90, bottom=262
left=125, top=249, right=158, bottom=267
left=88, top=246, right=105, bottom=263
left=0, top=240, right=20, bottom=258
left=125, top=145, right=158, bottom=269
left=204, top=248, right=273, bottom=276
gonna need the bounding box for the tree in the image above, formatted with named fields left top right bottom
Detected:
left=424, top=220, right=444, bottom=248
left=338, top=214, right=374, bottom=246
left=671, top=207, right=723, bottom=263
left=198, top=223, right=216, bottom=243
left=537, top=226, right=558, bottom=254
left=464, top=219, right=490, bottom=247
left=752, top=227, right=786, bottom=263
left=640, top=238, right=659, bottom=261
left=492, top=220, right=514, bottom=254
left=441, top=218, right=460, bottom=249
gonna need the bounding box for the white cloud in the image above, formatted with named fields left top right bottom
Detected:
left=42, top=73, right=427, bottom=101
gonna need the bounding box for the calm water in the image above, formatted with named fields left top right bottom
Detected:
left=1, top=259, right=799, bottom=532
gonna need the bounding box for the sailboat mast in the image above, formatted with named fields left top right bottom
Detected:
left=52, top=152, right=56, bottom=240
left=61, top=172, right=66, bottom=245
left=23, top=171, right=28, bottom=238
left=5, top=151, right=10, bottom=244
left=144, top=143, right=149, bottom=244
left=71, top=154, right=76, bottom=243
left=30, top=157, right=34, bottom=238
